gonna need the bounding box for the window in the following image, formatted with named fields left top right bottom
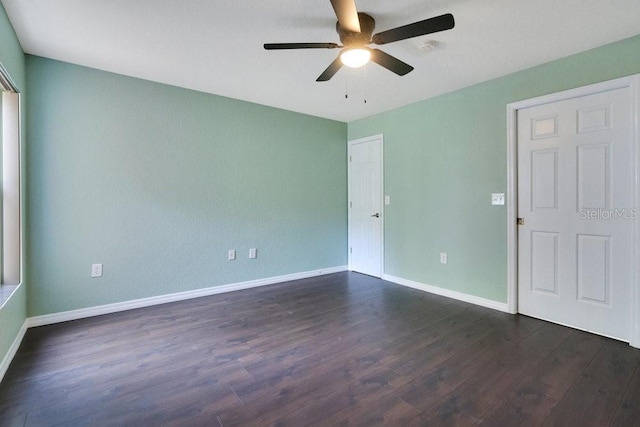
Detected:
left=0, top=61, right=21, bottom=288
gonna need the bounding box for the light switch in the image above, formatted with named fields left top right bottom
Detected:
left=228, top=250, right=236, bottom=261
left=384, top=196, right=390, bottom=205
left=249, top=248, right=257, bottom=259
left=491, top=193, right=505, bottom=206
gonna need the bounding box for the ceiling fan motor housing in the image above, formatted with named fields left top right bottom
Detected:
left=337, top=12, right=375, bottom=46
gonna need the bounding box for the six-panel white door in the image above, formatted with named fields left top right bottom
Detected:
left=517, top=87, right=634, bottom=341
left=349, top=136, right=383, bottom=277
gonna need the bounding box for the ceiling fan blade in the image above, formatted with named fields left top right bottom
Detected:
left=372, top=13, right=454, bottom=45
left=330, top=0, right=361, bottom=33
left=264, top=43, right=340, bottom=50
left=316, top=56, right=343, bottom=82
left=369, top=49, right=414, bottom=76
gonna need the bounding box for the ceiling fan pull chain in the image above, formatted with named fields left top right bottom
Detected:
left=363, top=64, right=367, bottom=104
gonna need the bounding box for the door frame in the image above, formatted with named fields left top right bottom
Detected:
left=506, top=74, right=640, bottom=347
left=347, top=134, right=384, bottom=277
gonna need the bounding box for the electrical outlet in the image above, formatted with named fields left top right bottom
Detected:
left=91, top=263, right=103, bottom=278
left=249, top=248, right=257, bottom=259
left=228, top=250, right=236, bottom=261
left=440, top=253, right=448, bottom=265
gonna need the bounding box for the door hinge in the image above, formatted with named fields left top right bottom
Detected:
left=349, top=156, right=352, bottom=162
left=517, top=217, right=525, bottom=225
left=350, top=247, right=352, bottom=254
left=349, top=201, right=352, bottom=208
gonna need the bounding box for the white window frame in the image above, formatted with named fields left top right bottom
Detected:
left=0, top=62, right=22, bottom=289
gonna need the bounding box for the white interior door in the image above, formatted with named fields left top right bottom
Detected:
left=517, top=87, right=634, bottom=341
left=349, top=135, right=383, bottom=278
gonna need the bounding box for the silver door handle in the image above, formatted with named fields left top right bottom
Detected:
left=371, top=213, right=380, bottom=218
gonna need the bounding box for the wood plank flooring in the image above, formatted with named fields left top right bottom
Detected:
left=1, top=272, right=639, bottom=426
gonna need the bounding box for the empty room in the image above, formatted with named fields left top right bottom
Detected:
left=1, top=0, right=640, bottom=425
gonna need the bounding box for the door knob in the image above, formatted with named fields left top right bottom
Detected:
left=371, top=213, right=380, bottom=218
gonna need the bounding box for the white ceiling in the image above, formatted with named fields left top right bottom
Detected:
left=2, top=0, right=640, bottom=122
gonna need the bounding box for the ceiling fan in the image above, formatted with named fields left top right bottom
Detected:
left=264, top=0, right=455, bottom=82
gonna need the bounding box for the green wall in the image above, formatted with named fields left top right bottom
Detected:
left=349, top=35, right=640, bottom=303
left=26, top=56, right=347, bottom=316
left=0, top=2, right=27, bottom=372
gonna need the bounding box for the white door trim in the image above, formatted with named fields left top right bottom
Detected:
left=348, top=134, right=384, bottom=277
left=506, top=74, right=640, bottom=347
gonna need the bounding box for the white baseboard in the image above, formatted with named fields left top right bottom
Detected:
left=383, top=274, right=510, bottom=313
left=0, top=319, right=28, bottom=383
left=29, top=266, right=348, bottom=328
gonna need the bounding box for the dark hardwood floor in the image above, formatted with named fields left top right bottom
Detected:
left=1, top=272, right=639, bottom=426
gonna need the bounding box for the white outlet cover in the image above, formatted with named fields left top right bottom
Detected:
left=249, top=248, right=257, bottom=259
left=491, top=193, right=505, bottom=205
left=91, top=263, right=103, bottom=278
left=440, top=253, right=448, bottom=264
left=228, top=250, right=236, bottom=260
left=384, top=196, right=390, bottom=205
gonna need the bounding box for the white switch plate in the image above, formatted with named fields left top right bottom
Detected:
left=91, top=263, right=103, bottom=278
left=491, top=193, right=505, bottom=205
left=249, top=248, right=257, bottom=259
left=440, top=253, right=447, bottom=264
left=384, top=196, right=390, bottom=205
left=228, top=250, right=236, bottom=261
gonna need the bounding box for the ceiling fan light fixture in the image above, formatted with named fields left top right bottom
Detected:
left=340, top=48, right=371, bottom=68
